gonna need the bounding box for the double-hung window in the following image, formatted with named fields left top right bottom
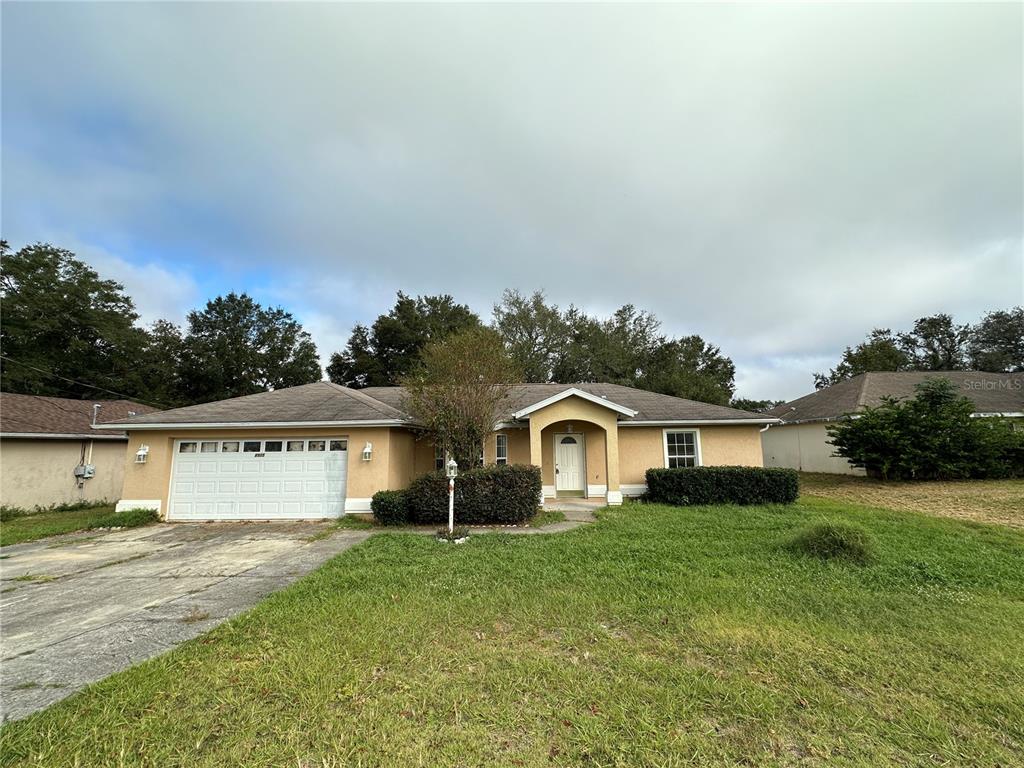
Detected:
left=495, top=434, right=508, bottom=465
left=664, top=430, right=699, bottom=468
left=434, top=445, right=445, bottom=471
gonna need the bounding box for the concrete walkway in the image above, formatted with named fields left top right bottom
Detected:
left=0, top=522, right=370, bottom=722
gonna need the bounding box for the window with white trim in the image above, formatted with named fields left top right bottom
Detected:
left=665, top=430, right=698, bottom=468
left=495, top=434, right=508, bottom=465
left=434, top=445, right=445, bottom=471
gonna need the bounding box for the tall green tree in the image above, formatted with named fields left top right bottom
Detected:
left=814, top=329, right=911, bottom=389
left=490, top=293, right=737, bottom=403
left=898, top=313, right=971, bottom=371
left=123, top=320, right=188, bottom=407
left=179, top=293, right=321, bottom=403
left=492, top=289, right=568, bottom=382
left=969, top=307, right=1024, bottom=372
left=552, top=305, right=662, bottom=385
left=639, top=336, right=736, bottom=406
left=0, top=240, right=149, bottom=399
left=328, top=292, right=481, bottom=388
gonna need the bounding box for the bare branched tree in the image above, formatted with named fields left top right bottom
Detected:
left=401, top=327, right=521, bottom=469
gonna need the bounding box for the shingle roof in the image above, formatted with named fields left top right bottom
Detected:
left=767, top=371, right=1024, bottom=423
left=101, top=382, right=409, bottom=426
left=0, top=393, right=158, bottom=439
left=366, top=382, right=770, bottom=423
left=99, top=380, right=771, bottom=429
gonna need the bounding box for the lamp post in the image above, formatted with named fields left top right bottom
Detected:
left=445, top=457, right=458, bottom=534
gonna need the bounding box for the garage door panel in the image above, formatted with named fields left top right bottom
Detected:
left=168, top=438, right=347, bottom=521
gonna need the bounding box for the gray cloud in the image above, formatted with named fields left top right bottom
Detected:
left=2, top=3, right=1021, bottom=399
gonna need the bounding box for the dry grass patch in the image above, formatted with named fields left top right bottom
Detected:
left=800, top=473, right=1024, bottom=529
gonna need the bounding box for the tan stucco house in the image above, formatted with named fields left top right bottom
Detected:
left=0, top=393, right=158, bottom=509
left=762, top=371, right=1024, bottom=475
left=96, top=382, right=778, bottom=520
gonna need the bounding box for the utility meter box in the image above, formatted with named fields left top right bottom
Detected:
left=74, top=464, right=96, bottom=479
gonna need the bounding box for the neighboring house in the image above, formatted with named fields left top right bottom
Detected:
left=0, top=393, right=159, bottom=509
left=762, top=371, right=1024, bottom=475
left=96, top=381, right=778, bottom=520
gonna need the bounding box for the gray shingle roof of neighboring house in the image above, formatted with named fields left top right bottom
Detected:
left=98, top=381, right=773, bottom=429
left=0, top=393, right=159, bottom=439
left=767, top=371, right=1024, bottom=424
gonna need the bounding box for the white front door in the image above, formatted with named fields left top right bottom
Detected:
left=554, top=433, right=585, bottom=495
left=168, top=437, right=348, bottom=520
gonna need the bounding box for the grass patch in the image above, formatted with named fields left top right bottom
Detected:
left=1, top=501, right=1022, bottom=766
left=304, top=516, right=376, bottom=542
left=529, top=508, right=567, bottom=527
left=800, top=473, right=1024, bottom=529
left=0, top=506, right=157, bottom=547
left=11, top=574, right=55, bottom=583
left=333, top=515, right=376, bottom=531
left=787, top=521, right=874, bottom=565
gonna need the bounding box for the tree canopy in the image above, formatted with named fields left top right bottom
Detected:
left=0, top=241, right=148, bottom=400
left=969, top=308, right=1024, bottom=372
left=178, top=293, right=322, bottom=403
left=0, top=242, right=322, bottom=406
left=327, top=292, right=481, bottom=388
left=490, top=291, right=736, bottom=405
left=815, top=309, right=1021, bottom=389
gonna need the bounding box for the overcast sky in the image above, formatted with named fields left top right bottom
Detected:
left=3, top=3, right=1021, bottom=400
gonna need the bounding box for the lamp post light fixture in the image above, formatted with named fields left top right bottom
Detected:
left=445, top=457, right=458, bottom=534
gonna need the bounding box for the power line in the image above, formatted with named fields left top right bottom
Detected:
left=0, top=355, right=168, bottom=409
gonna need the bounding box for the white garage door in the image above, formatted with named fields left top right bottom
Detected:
left=168, top=437, right=348, bottom=520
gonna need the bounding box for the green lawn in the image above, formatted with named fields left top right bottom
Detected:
left=2, top=499, right=1023, bottom=766
left=0, top=505, right=157, bottom=547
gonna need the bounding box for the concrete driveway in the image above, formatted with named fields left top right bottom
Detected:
left=0, top=521, right=370, bottom=722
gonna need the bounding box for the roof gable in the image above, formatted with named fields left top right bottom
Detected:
left=511, top=387, right=638, bottom=419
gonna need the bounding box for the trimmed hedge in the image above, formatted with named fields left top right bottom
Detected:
left=645, top=466, right=799, bottom=506
left=406, top=464, right=542, bottom=525
left=371, top=490, right=410, bottom=526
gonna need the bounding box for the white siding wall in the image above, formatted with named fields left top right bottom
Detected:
left=761, top=423, right=865, bottom=475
